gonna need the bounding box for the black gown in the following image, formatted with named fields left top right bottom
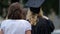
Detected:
left=31, top=17, right=55, bottom=34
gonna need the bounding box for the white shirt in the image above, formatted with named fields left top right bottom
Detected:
left=1, top=19, right=31, bottom=34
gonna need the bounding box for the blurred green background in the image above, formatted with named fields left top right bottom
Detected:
left=0, top=0, right=59, bottom=17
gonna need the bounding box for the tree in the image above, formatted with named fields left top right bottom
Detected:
left=0, top=0, right=9, bottom=17
left=42, top=0, right=59, bottom=16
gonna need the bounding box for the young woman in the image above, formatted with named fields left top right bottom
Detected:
left=26, top=0, right=55, bottom=34
left=26, top=7, right=55, bottom=34
left=0, top=2, right=31, bottom=34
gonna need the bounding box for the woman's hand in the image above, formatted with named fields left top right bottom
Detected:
left=0, top=29, right=4, bottom=34
left=25, top=30, right=31, bottom=34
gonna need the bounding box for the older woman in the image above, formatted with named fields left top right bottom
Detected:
left=0, top=2, right=31, bottom=34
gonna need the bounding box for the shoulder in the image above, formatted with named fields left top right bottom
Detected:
left=1, top=20, right=10, bottom=24
left=1, top=19, right=14, bottom=24
left=19, top=20, right=30, bottom=23
left=42, top=16, right=53, bottom=22
left=42, top=16, right=49, bottom=20
left=20, top=20, right=31, bottom=26
left=19, top=20, right=31, bottom=30
left=1, top=20, right=12, bottom=26
left=2, top=19, right=13, bottom=22
left=1, top=20, right=11, bottom=29
left=17, top=20, right=31, bottom=25
left=22, top=20, right=31, bottom=25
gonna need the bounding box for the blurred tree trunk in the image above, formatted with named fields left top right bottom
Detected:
left=0, top=0, right=9, bottom=18
left=59, top=0, right=60, bottom=17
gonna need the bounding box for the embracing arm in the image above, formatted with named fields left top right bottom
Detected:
left=0, top=29, right=4, bottom=34
left=25, top=20, right=31, bottom=34
left=25, top=30, right=31, bottom=34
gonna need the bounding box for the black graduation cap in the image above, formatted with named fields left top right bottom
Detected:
left=25, top=0, right=45, bottom=8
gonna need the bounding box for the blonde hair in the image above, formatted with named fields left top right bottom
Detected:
left=26, top=8, right=43, bottom=25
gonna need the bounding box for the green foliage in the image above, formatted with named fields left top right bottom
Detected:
left=22, top=0, right=28, bottom=4
left=42, top=0, right=59, bottom=16
left=0, top=0, right=9, bottom=7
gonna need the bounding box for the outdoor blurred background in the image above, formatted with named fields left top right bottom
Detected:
left=0, top=0, right=59, bottom=31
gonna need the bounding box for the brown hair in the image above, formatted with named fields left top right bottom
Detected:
left=7, top=2, right=25, bottom=19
